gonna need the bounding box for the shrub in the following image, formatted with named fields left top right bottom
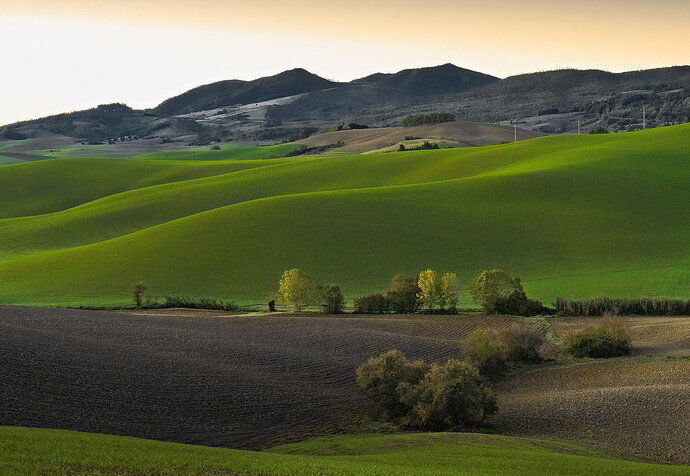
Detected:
left=130, top=281, right=148, bottom=308
left=497, top=325, right=545, bottom=363
left=402, top=113, right=456, bottom=127
left=278, top=268, right=315, bottom=312
left=563, top=317, right=632, bottom=358
left=417, top=269, right=441, bottom=312
left=493, top=289, right=548, bottom=316
left=440, top=272, right=460, bottom=312
left=355, top=350, right=428, bottom=420
left=470, top=269, right=523, bottom=313
left=461, top=330, right=508, bottom=382
left=387, top=274, right=421, bottom=314
left=398, top=360, right=497, bottom=430
left=210, top=145, right=221, bottom=150
left=162, top=296, right=239, bottom=311
left=554, top=297, right=690, bottom=316
left=318, top=284, right=345, bottom=314
left=353, top=294, right=389, bottom=314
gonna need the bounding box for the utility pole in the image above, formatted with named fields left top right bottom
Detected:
left=514, top=121, right=517, bottom=143
left=642, top=105, right=646, bottom=129
left=577, top=119, right=581, bottom=135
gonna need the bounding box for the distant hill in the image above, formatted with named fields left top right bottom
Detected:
left=354, top=63, right=498, bottom=95
left=1, top=64, right=687, bottom=142
left=154, top=68, right=339, bottom=116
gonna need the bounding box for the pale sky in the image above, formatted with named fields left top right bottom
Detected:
left=1, top=0, right=688, bottom=126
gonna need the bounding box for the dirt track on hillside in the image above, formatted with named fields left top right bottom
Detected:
left=1, top=307, right=687, bottom=463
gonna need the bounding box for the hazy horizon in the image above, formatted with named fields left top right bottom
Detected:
left=2, top=0, right=688, bottom=126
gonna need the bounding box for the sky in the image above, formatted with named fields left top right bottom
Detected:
left=1, top=0, right=688, bottom=126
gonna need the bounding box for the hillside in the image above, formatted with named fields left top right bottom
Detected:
left=154, top=68, right=339, bottom=116
left=1, top=64, right=686, bottom=143
left=3, top=427, right=685, bottom=476
left=0, top=124, right=687, bottom=306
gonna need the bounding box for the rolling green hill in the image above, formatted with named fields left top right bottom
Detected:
left=0, top=125, right=688, bottom=306
left=2, top=427, right=686, bottom=475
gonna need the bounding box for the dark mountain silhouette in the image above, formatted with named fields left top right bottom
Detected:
left=154, top=68, right=339, bottom=116
left=1, top=64, right=687, bottom=142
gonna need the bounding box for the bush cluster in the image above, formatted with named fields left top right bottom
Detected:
left=563, top=317, right=631, bottom=358
left=461, top=325, right=546, bottom=381
left=555, top=297, right=690, bottom=316
left=353, top=294, right=389, bottom=314
left=402, top=113, right=456, bottom=127
left=470, top=269, right=547, bottom=316
left=356, top=350, right=496, bottom=430
left=162, top=296, right=239, bottom=311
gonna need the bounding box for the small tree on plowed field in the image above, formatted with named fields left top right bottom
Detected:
left=278, top=268, right=315, bottom=312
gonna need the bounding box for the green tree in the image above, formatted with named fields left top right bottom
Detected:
left=470, top=269, right=523, bottom=313
left=318, top=284, right=345, bottom=314
left=417, top=269, right=441, bottom=311
left=440, top=272, right=460, bottom=311
left=278, top=268, right=315, bottom=312
left=387, top=274, right=421, bottom=314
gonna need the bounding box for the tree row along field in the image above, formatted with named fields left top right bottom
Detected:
left=1, top=306, right=688, bottom=464
left=0, top=124, right=688, bottom=306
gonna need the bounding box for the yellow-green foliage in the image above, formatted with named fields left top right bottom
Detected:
left=278, top=268, right=315, bottom=312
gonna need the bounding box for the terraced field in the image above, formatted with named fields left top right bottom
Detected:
left=0, top=124, right=688, bottom=306
left=1, top=306, right=688, bottom=464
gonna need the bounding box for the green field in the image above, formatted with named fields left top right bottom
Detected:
left=0, top=125, right=688, bottom=306
left=1, top=427, right=686, bottom=475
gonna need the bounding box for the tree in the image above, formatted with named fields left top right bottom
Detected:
left=318, top=284, right=345, bottom=314
left=398, top=359, right=497, bottom=430
left=278, top=268, right=315, bottom=312
left=130, top=281, right=148, bottom=308
left=387, top=274, right=421, bottom=314
left=355, top=350, right=428, bottom=420
left=461, top=330, right=508, bottom=382
left=470, top=269, right=522, bottom=313
left=440, top=272, right=460, bottom=311
left=417, top=269, right=441, bottom=312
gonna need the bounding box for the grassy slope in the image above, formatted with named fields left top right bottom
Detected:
left=0, top=125, right=687, bottom=305
left=1, top=427, right=686, bottom=476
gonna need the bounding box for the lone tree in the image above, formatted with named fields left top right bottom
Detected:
left=417, top=269, right=441, bottom=311
left=278, top=268, right=315, bottom=312
left=318, top=284, right=345, bottom=314
left=470, top=269, right=523, bottom=313
left=130, top=281, right=148, bottom=308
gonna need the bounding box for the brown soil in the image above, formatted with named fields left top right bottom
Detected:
left=297, top=121, right=542, bottom=154
left=1, top=306, right=687, bottom=463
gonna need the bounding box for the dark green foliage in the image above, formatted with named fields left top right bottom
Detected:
left=461, top=330, right=509, bottom=382
left=563, top=318, right=631, bottom=358
left=285, top=141, right=344, bottom=157
left=402, top=113, right=456, bottom=127
left=398, top=360, right=497, bottom=430
left=386, top=274, right=421, bottom=314
left=353, top=294, right=389, bottom=314
left=494, top=289, right=549, bottom=316
left=355, top=350, right=428, bottom=420
left=348, top=123, right=369, bottom=130
left=210, top=145, right=221, bottom=151
left=554, top=297, right=690, bottom=316
left=162, top=296, right=239, bottom=311
left=1, top=129, right=27, bottom=140
left=356, top=351, right=496, bottom=430
left=317, top=284, right=345, bottom=314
